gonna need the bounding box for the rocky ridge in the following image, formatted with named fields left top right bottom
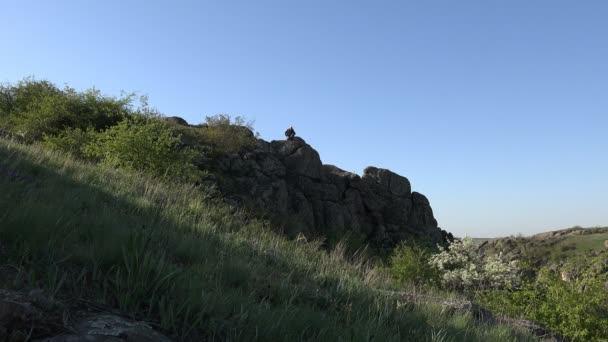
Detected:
left=174, top=119, right=453, bottom=251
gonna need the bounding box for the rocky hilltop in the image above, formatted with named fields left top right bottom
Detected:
left=195, top=127, right=452, bottom=251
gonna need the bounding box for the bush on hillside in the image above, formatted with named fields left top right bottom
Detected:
left=429, top=237, right=520, bottom=291
left=0, top=79, right=132, bottom=141
left=200, top=114, right=258, bottom=155
left=390, top=242, right=439, bottom=286
left=83, top=116, right=202, bottom=181
left=477, top=266, right=608, bottom=340
left=41, top=127, right=98, bottom=159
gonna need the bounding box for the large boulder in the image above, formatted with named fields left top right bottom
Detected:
left=164, top=116, right=189, bottom=126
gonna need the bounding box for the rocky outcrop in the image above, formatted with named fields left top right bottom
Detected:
left=209, top=136, right=452, bottom=251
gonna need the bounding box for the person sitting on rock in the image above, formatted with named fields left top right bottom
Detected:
left=285, top=126, right=296, bottom=140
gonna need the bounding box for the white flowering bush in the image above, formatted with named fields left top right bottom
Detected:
left=429, top=237, right=520, bottom=291
left=483, top=254, right=520, bottom=289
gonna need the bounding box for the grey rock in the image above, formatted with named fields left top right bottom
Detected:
left=289, top=191, right=315, bottom=235
left=0, top=289, right=171, bottom=342
left=408, top=192, right=438, bottom=228
left=323, top=201, right=346, bottom=232
left=163, top=116, right=189, bottom=126
left=322, top=165, right=359, bottom=194
left=70, top=315, right=171, bottom=342
left=259, top=155, right=286, bottom=177
left=283, top=145, right=322, bottom=180
left=363, top=166, right=411, bottom=197
left=271, top=137, right=307, bottom=158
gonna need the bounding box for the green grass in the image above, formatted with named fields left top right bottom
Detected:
left=550, top=233, right=608, bottom=258
left=476, top=228, right=608, bottom=267
left=0, top=138, right=536, bottom=341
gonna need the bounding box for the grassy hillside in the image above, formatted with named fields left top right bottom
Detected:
left=477, top=227, right=608, bottom=266
left=0, top=138, right=537, bottom=341
left=547, top=231, right=608, bottom=258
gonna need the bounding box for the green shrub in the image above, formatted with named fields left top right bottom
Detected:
left=478, top=267, right=608, bottom=341
left=165, top=114, right=258, bottom=157
left=390, top=242, right=439, bottom=286
left=83, top=116, right=202, bottom=181
left=41, top=127, right=98, bottom=159
left=0, top=78, right=132, bottom=141
left=199, top=114, right=257, bottom=155
left=2, top=79, right=69, bottom=140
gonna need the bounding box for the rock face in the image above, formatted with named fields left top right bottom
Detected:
left=212, top=136, right=452, bottom=251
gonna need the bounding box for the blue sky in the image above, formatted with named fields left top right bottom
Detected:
left=2, top=1, right=607, bottom=237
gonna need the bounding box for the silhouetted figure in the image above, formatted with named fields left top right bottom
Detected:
left=285, top=126, right=296, bottom=140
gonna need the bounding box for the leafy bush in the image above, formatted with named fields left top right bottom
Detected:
left=0, top=78, right=132, bottom=141
left=41, top=127, right=98, bottom=159
left=198, top=114, right=258, bottom=155
left=429, top=237, right=520, bottom=291
left=478, top=267, right=608, bottom=341
left=83, top=116, right=202, bottom=181
left=390, top=242, right=439, bottom=285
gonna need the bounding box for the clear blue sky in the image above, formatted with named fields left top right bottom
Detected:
left=2, top=1, right=607, bottom=237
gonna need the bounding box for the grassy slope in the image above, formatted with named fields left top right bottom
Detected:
left=476, top=227, right=608, bottom=264
left=0, top=138, right=535, bottom=341
left=550, top=232, right=608, bottom=258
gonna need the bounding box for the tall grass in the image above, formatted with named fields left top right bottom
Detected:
left=0, top=138, right=535, bottom=341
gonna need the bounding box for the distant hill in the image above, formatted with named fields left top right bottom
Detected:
left=476, top=226, right=608, bottom=266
